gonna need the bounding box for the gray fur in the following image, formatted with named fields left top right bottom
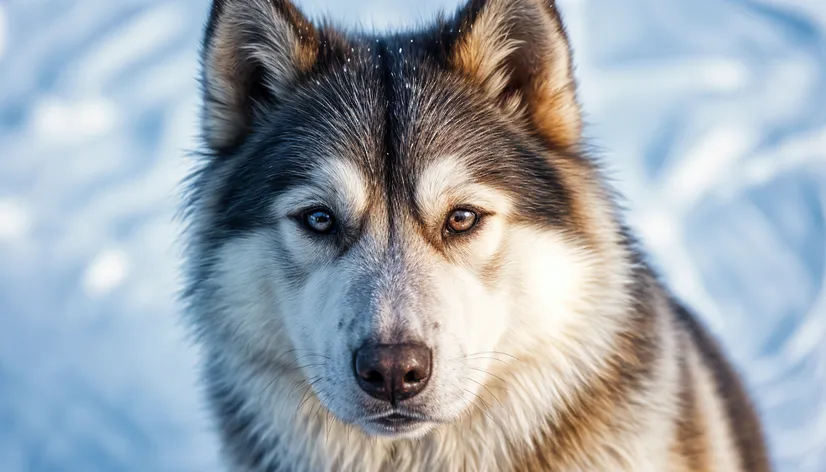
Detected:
left=182, top=1, right=770, bottom=470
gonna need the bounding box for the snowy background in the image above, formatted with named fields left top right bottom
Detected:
left=0, top=0, right=824, bottom=470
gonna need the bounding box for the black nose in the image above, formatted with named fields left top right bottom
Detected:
left=353, top=343, right=432, bottom=404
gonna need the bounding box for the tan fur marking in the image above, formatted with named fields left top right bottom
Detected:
left=676, top=308, right=771, bottom=471
left=203, top=0, right=318, bottom=149
left=449, top=0, right=581, bottom=148
left=673, top=336, right=711, bottom=471
left=546, top=152, right=609, bottom=246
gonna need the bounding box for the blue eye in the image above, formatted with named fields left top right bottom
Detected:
left=303, top=208, right=336, bottom=234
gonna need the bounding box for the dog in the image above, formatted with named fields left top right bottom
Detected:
left=181, top=0, right=772, bottom=470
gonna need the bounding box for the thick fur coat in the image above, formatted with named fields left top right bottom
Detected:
left=182, top=0, right=771, bottom=470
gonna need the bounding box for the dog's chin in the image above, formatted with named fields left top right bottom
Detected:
left=357, top=414, right=436, bottom=439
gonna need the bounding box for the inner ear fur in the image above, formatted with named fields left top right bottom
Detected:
left=448, top=0, right=581, bottom=148
left=200, top=0, right=319, bottom=151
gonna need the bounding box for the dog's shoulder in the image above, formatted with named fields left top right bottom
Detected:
left=668, top=297, right=771, bottom=471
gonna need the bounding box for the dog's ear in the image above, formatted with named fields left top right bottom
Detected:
left=200, top=0, right=318, bottom=151
left=447, top=0, right=580, bottom=148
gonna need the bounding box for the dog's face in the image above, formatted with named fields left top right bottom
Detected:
left=188, top=0, right=608, bottom=439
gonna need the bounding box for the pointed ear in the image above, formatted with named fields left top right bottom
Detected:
left=200, top=0, right=319, bottom=151
left=448, top=0, right=580, bottom=148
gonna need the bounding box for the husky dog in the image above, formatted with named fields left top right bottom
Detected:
left=182, top=0, right=771, bottom=470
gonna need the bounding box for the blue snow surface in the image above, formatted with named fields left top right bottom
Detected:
left=0, top=0, right=824, bottom=470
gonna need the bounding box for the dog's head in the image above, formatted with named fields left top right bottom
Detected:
left=187, top=0, right=626, bottom=439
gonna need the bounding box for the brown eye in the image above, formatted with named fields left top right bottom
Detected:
left=445, top=209, right=479, bottom=233
left=303, top=208, right=336, bottom=234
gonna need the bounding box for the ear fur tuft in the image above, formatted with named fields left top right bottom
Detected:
left=449, top=0, right=581, bottom=148
left=201, top=0, right=318, bottom=151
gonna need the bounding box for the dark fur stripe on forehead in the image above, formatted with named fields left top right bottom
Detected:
left=377, top=38, right=401, bottom=237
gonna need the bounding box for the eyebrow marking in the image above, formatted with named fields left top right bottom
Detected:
left=415, top=158, right=511, bottom=224
left=272, top=158, right=368, bottom=219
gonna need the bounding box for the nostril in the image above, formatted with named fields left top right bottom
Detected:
left=403, top=368, right=427, bottom=384
left=362, top=370, right=384, bottom=386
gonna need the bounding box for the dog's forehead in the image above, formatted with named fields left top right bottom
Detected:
left=235, top=36, right=573, bottom=231
left=293, top=44, right=504, bottom=193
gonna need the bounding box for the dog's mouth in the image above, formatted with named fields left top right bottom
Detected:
left=373, top=412, right=420, bottom=426
left=360, top=410, right=437, bottom=437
